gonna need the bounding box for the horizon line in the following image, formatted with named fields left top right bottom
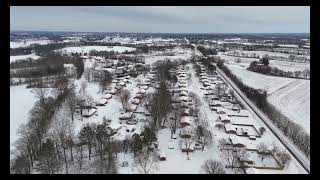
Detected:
left=10, top=29, right=310, bottom=35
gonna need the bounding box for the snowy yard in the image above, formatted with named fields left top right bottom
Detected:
left=10, top=53, right=41, bottom=63
left=56, top=46, right=136, bottom=54
left=10, top=39, right=53, bottom=49
left=10, top=85, right=38, bottom=150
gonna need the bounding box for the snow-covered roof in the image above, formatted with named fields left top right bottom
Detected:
left=140, top=85, right=149, bottom=90
left=179, top=96, right=188, bottom=102
left=82, top=108, right=97, bottom=116
left=217, top=107, right=226, bottom=113
left=225, top=123, right=236, bottom=132
left=219, top=114, right=231, bottom=121
left=231, top=116, right=253, bottom=125
left=180, top=116, right=191, bottom=125
left=139, top=89, right=146, bottom=94
left=63, top=64, right=75, bottom=68
left=229, top=135, right=245, bottom=146
left=105, top=94, right=112, bottom=99
left=98, top=98, right=108, bottom=104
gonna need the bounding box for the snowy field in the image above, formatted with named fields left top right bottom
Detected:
left=268, top=80, right=310, bottom=134
left=219, top=54, right=310, bottom=72
left=10, top=85, right=38, bottom=150
left=144, top=54, right=192, bottom=65
left=10, top=39, right=53, bottom=49
left=223, top=50, right=309, bottom=59
left=57, top=46, right=136, bottom=54
left=10, top=53, right=41, bottom=63
left=225, top=64, right=310, bottom=134
left=142, top=47, right=194, bottom=65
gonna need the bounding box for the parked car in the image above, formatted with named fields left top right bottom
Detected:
left=159, top=150, right=167, bottom=161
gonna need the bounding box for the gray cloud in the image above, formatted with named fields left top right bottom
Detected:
left=10, top=6, right=310, bottom=33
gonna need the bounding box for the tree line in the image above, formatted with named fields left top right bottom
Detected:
left=247, top=57, right=310, bottom=79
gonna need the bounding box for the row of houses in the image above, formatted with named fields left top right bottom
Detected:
left=197, top=62, right=285, bottom=173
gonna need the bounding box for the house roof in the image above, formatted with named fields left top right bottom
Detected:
left=181, top=116, right=191, bottom=124
left=224, top=123, right=236, bottom=132
left=179, top=96, right=188, bottom=102
left=219, top=114, right=231, bottom=121
left=98, top=98, right=108, bottom=104
left=229, top=135, right=245, bottom=146
left=217, top=107, right=226, bottom=112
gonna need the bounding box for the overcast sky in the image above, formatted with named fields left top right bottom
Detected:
left=10, top=6, right=310, bottom=33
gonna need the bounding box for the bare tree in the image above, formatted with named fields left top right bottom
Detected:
left=180, top=127, right=197, bottom=160
left=276, top=150, right=291, bottom=168
left=259, top=127, right=266, bottom=135
left=31, top=87, right=49, bottom=105
left=214, top=83, right=224, bottom=97
left=51, top=117, right=74, bottom=174
left=236, top=58, right=241, bottom=64
left=66, top=89, right=77, bottom=122
left=134, top=148, right=159, bottom=174
left=200, top=159, right=226, bottom=174
left=257, top=142, right=269, bottom=161
left=168, top=108, right=180, bottom=139
left=218, top=138, right=228, bottom=149
left=99, top=70, right=113, bottom=93
left=78, top=124, right=95, bottom=160
left=117, top=89, right=131, bottom=110
left=74, top=142, right=84, bottom=173
left=200, top=127, right=213, bottom=151
left=222, top=147, right=248, bottom=174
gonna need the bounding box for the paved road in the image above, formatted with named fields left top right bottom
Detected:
left=193, top=45, right=310, bottom=173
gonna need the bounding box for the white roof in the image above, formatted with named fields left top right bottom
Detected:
left=180, top=116, right=191, bottom=124
left=98, top=98, right=108, bottom=104
left=179, top=84, right=187, bottom=88
left=140, top=85, right=149, bottom=90
left=63, top=64, right=75, bottom=68
left=229, top=135, right=245, bottom=146
left=179, top=96, right=188, bottom=102
left=139, top=89, right=146, bottom=94
left=217, top=107, right=226, bottom=112
left=219, top=114, right=231, bottom=121
left=180, top=91, right=188, bottom=95
left=231, top=116, right=254, bottom=125
left=105, top=94, right=112, bottom=99
left=82, top=108, right=97, bottom=116
left=228, top=109, right=250, bottom=116
left=224, top=123, right=236, bottom=132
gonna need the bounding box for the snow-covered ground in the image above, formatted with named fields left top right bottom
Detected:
left=142, top=47, right=194, bottom=65
left=268, top=80, right=310, bottom=134
left=226, top=64, right=297, bottom=94
left=10, top=39, right=53, bottom=49
left=10, top=85, right=38, bottom=150
left=219, top=54, right=310, bottom=72
left=225, top=64, right=310, bottom=134
left=116, top=63, right=307, bottom=174
left=222, top=50, right=309, bottom=59
left=10, top=53, right=41, bottom=63
left=56, top=46, right=136, bottom=54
